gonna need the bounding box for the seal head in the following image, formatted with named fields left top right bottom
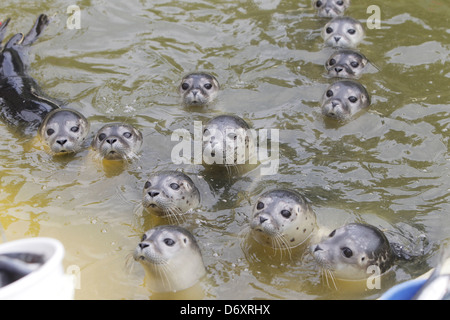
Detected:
left=320, top=80, right=370, bottom=120
left=179, top=72, right=219, bottom=107
left=142, top=171, right=200, bottom=218
left=322, top=16, right=364, bottom=48
left=38, top=108, right=90, bottom=155
left=91, top=123, right=143, bottom=161
left=313, top=0, right=350, bottom=18
left=250, top=189, right=316, bottom=249
left=311, top=223, right=395, bottom=281
left=133, top=225, right=206, bottom=292
left=325, top=49, right=368, bottom=79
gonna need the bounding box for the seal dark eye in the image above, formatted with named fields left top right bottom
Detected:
left=342, top=247, right=353, bottom=258
left=337, top=0, right=344, bottom=5
left=204, top=83, right=213, bottom=90
left=144, top=181, right=151, bottom=189
left=328, top=58, right=336, bottom=66
left=71, top=126, right=79, bottom=133
left=347, top=29, right=356, bottom=35
left=350, top=61, right=359, bottom=68
left=326, top=90, right=334, bottom=98
left=315, top=0, right=322, bottom=7
left=141, top=234, right=147, bottom=242
left=47, top=128, right=55, bottom=136
left=329, top=230, right=336, bottom=237
left=280, top=210, right=291, bottom=218
left=326, top=27, right=333, bottom=34
left=181, top=83, right=189, bottom=90
left=98, top=133, right=107, bottom=141
left=170, top=183, right=180, bottom=190
left=348, top=96, right=358, bottom=103
left=164, top=238, right=175, bottom=246
left=256, top=202, right=264, bottom=210
left=123, top=132, right=132, bottom=139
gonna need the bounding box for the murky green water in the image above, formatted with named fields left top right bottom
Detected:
left=0, top=0, right=449, bottom=300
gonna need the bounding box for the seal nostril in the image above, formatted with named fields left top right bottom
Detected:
left=314, top=245, right=322, bottom=252
left=149, top=191, right=160, bottom=198
left=259, top=216, right=268, bottom=224
left=335, top=67, right=343, bottom=73
left=56, top=139, right=67, bottom=146
left=334, top=36, right=341, bottom=42
left=106, top=138, right=117, bottom=145
left=139, top=243, right=149, bottom=250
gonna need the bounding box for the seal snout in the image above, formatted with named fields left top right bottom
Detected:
left=314, top=245, right=323, bottom=252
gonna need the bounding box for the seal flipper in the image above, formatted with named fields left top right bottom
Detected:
left=21, top=14, right=50, bottom=46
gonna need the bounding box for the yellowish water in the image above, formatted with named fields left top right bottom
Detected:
left=0, top=0, right=449, bottom=299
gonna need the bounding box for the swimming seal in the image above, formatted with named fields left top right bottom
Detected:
left=320, top=80, right=370, bottom=120
left=322, top=16, right=365, bottom=48
left=179, top=72, right=219, bottom=107
left=38, top=108, right=90, bottom=155
left=311, top=223, right=395, bottom=282
left=325, top=49, right=368, bottom=79
left=249, top=189, right=317, bottom=250
left=313, top=0, right=350, bottom=18
left=91, top=123, right=143, bottom=161
left=142, top=171, right=200, bottom=220
left=133, top=225, right=206, bottom=292
left=202, top=115, right=256, bottom=167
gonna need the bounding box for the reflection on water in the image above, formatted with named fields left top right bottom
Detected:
left=0, top=0, right=449, bottom=299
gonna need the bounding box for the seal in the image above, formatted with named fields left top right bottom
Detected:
left=178, top=72, right=219, bottom=107
left=325, top=49, right=368, bottom=79
left=322, top=16, right=365, bottom=48
left=0, top=14, right=60, bottom=135
left=202, top=115, right=256, bottom=168
left=311, top=223, right=395, bottom=284
left=249, top=189, right=317, bottom=250
left=320, top=80, right=370, bottom=120
left=142, top=171, right=200, bottom=221
left=313, top=0, right=350, bottom=18
left=133, top=225, right=206, bottom=293
left=38, top=108, right=90, bottom=155
left=91, top=123, right=143, bottom=161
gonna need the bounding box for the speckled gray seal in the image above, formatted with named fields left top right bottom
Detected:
left=311, top=223, right=395, bottom=281
left=325, top=49, right=368, bottom=79
left=249, top=189, right=317, bottom=249
left=202, top=115, right=256, bottom=167
left=142, top=171, right=200, bottom=219
left=313, top=0, right=350, bottom=18
left=320, top=80, right=370, bottom=120
left=133, top=225, right=206, bottom=292
left=322, top=16, right=365, bottom=48
left=38, top=108, right=90, bottom=155
left=178, top=72, right=219, bottom=107
left=91, top=123, right=143, bottom=161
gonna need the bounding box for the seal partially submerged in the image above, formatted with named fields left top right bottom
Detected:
left=249, top=189, right=317, bottom=250
left=311, top=223, right=395, bottom=284
left=133, top=225, right=206, bottom=293
left=325, top=49, right=368, bottom=79
left=320, top=80, right=370, bottom=120
left=91, top=123, right=143, bottom=161
left=322, top=16, right=365, bottom=48
left=142, top=171, right=200, bottom=222
left=313, top=0, right=350, bottom=18
left=0, top=14, right=89, bottom=154
left=179, top=72, right=219, bottom=107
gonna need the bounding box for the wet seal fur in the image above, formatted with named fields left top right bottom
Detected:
left=313, top=0, right=350, bottom=18
left=179, top=72, right=219, bottom=107
left=133, top=225, right=206, bottom=292
left=91, top=123, right=143, bottom=161
left=322, top=16, right=365, bottom=48
left=142, top=171, right=200, bottom=221
left=249, top=189, right=317, bottom=250
left=325, top=49, right=368, bottom=79
left=320, top=80, right=370, bottom=120
left=311, top=223, right=396, bottom=284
